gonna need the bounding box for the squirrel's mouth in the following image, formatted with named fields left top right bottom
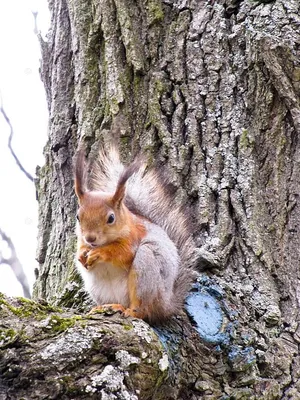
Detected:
left=83, top=239, right=99, bottom=248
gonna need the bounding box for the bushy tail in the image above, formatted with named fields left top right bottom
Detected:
left=89, top=145, right=197, bottom=309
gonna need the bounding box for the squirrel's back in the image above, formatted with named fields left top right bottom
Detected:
left=88, top=146, right=197, bottom=314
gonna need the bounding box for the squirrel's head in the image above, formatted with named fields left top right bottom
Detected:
left=74, top=148, right=139, bottom=247
left=75, top=191, right=130, bottom=247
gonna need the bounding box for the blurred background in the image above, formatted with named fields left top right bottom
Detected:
left=0, top=0, right=50, bottom=297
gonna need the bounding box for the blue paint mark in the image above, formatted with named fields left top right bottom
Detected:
left=185, top=291, right=224, bottom=341
left=185, top=274, right=257, bottom=372
left=186, top=278, right=228, bottom=344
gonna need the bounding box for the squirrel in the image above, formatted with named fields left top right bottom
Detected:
left=74, top=145, right=196, bottom=324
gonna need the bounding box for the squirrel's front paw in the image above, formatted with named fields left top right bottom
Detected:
left=86, top=250, right=100, bottom=268
left=78, top=250, right=89, bottom=268
left=77, top=248, right=99, bottom=270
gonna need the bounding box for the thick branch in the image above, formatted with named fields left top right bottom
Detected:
left=0, top=295, right=175, bottom=400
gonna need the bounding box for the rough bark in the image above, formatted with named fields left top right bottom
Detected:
left=0, top=295, right=168, bottom=399
left=0, top=293, right=234, bottom=399
left=16, top=0, right=300, bottom=398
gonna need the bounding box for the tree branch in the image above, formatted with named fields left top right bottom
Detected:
left=0, top=227, right=31, bottom=298
left=31, top=10, right=38, bottom=35
left=0, top=95, right=34, bottom=182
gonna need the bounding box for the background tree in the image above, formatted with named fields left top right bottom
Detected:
left=1, top=0, right=300, bottom=399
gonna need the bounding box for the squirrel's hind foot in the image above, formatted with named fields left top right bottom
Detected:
left=89, top=303, right=126, bottom=315
left=88, top=304, right=146, bottom=320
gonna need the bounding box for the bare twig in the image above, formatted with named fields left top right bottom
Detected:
left=0, top=94, right=34, bottom=182
left=0, top=227, right=31, bottom=299
left=32, top=11, right=38, bottom=35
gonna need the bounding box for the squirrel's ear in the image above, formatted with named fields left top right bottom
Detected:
left=111, top=160, right=141, bottom=208
left=112, top=181, right=126, bottom=208
left=74, top=149, right=87, bottom=201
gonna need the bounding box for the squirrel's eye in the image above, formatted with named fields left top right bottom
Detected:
left=107, top=213, right=115, bottom=224
left=76, top=214, right=80, bottom=222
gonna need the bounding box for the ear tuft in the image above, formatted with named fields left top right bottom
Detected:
left=74, top=148, right=87, bottom=200
left=112, top=160, right=142, bottom=207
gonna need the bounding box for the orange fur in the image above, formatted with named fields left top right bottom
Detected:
left=124, top=269, right=145, bottom=319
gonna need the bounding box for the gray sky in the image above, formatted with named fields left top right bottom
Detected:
left=0, top=1, right=49, bottom=295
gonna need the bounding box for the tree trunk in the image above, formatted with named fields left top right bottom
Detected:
left=3, top=0, right=299, bottom=398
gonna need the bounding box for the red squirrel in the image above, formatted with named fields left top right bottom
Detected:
left=74, top=145, right=196, bottom=323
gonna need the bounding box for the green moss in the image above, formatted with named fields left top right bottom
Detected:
left=147, top=0, right=164, bottom=25
left=0, top=326, right=29, bottom=348
left=255, top=249, right=263, bottom=257
left=0, top=328, right=17, bottom=346
left=144, top=120, right=152, bottom=129
left=120, top=136, right=130, bottom=146
left=0, top=295, right=62, bottom=319
left=267, top=224, right=276, bottom=233
left=111, top=96, right=122, bottom=115
left=154, top=370, right=168, bottom=391
left=43, top=314, right=83, bottom=334
left=293, top=67, right=300, bottom=82
left=240, top=129, right=254, bottom=150
left=153, top=354, right=169, bottom=393
left=123, top=324, right=133, bottom=331
left=279, top=135, right=287, bottom=147
left=58, top=375, right=72, bottom=385
left=154, top=79, right=166, bottom=96
left=47, top=375, right=80, bottom=395
left=120, top=67, right=132, bottom=92
left=133, top=73, right=141, bottom=92
left=146, top=78, right=167, bottom=129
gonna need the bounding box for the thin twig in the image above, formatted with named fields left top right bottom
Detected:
left=32, top=11, right=38, bottom=35
left=0, top=227, right=31, bottom=298
left=0, top=95, right=34, bottom=182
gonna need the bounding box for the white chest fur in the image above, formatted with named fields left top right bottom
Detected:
left=77, top=261, right=130, bottom=307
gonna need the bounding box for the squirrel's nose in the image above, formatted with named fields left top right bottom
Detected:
left=85, top=235, right=96, bottom=244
